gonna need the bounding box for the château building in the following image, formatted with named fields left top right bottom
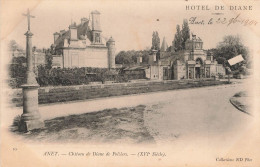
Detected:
left=52, top=10, right=116, bottom=69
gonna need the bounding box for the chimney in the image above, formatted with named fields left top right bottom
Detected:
left=91, top=10, right=101, bottom=31
left=69, top=22, right=78, bottom=41
left=53, top=32, right=60, bottom=44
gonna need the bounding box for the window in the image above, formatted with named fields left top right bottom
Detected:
left=196, top=58, right=203, bottom=65
left=95, top=33, right=100, bottom=43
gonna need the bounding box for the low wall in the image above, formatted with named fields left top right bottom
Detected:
left=11, top=79, right=227, bottom=107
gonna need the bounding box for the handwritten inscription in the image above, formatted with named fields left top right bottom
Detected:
left=189, top=14, right=258, bottom=27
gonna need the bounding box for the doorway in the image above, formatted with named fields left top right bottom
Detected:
left=195, top=67, right=200, bottom=79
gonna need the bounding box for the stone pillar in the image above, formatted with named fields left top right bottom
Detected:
left=106, top=37, right=115, bottom=69
left=19, top=31, right=44, bottom=132
left=193, top=67, right=196, bottom=79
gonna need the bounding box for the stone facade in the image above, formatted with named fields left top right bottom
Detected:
left=140, top=34, right=226, bottom=81
left=172, top=35, right=226, bottom=80
left=53, top=10, right=115, bottom=69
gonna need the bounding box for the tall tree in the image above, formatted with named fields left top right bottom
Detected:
left=181, top=19, right=190, bottom=49
left=172, top=19, right=191, bottom=52
left=151, top=31, right=160, bottom=50
left=173, top=25, right=182, bottom=51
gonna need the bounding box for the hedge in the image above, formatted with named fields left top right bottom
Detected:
left=8, top=64, right=146, bottom=88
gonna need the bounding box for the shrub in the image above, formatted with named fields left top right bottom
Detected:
left=217, top=73, right=224, bottom=79
left=9, top=63, right=147, bottom=88
left=35, top=66, right=146, bottom=87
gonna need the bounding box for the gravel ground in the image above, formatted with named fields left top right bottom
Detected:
left=11, top=105, right=155, bottom=144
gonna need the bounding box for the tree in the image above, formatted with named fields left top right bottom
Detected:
left=181, top=19, right=190, bottom=49
left=212, top=35, right=249, bottom=71
left=9, top=40, right=19, bottom=52
left=45, top=49, right=53, bottom=69
left=172, top=19, right=191, bottom=52
left=115, top=51, right=133, bottom=65
left=115, top=50, right=151, bottom=65
left=173, top=25, right=182, bottom=51
left=151, top=31, right=160, bottom=50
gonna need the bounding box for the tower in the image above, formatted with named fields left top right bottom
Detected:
left=91, top=10, right=102, bottom=44
left=107, top=37, right=115, bottom=69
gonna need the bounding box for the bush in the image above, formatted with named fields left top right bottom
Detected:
left=8, top=63, right=27, bottom=88
left=8, top=63, right=147, bottom=88
left=217, top=73, right=224, bottom=79
left=35, top=66, right=145, bottom=87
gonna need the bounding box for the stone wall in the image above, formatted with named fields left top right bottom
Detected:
left=11, top=79, right=227, bottom=107
left=216, top=64, right=226, bottom=76
left=174, top=60, right=186, bottom=80
left=63, top=46, right=108, bottom=68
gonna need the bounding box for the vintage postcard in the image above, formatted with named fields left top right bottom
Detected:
left=0, top=0, right=259, bottom=166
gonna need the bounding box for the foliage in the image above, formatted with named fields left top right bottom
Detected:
left=217, top=73, right=224, bottom=79
left=151, top=31, right=160, bottom=50
left=45, top=49, right=53, bottom=69
left=115, top=50, right=150, bottom=65
left=36, top=66, right=146, bottom=87
left=12, top=56, right=26, bottom=65
left=210, top=35, right=250, bottom=71
left=173, top=25, right=182, bottom=51
left=8, top=62, right=27, bottom=88
left=9, top=40, right=18, bottom=51
left=181, top=19, right=190, bottom=49
left=173, top=19, right=191, bottom=52
left=9, top=40, right=23, bottom=52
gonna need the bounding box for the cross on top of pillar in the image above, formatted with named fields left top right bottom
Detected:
left=23, top=9, right=35, bottom=31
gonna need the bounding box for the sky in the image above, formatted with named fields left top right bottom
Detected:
left=4, top=0, right=260, bottom=53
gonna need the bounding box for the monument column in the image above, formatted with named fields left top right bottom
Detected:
left=19, top=9, right=44, bottom=132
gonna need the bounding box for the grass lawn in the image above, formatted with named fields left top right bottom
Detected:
left=11, top=105, right=155, bottom=144
left=230, top=91, right=251, bottom=115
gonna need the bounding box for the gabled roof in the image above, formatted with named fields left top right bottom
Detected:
left=54, top=21, right=92, bottom=48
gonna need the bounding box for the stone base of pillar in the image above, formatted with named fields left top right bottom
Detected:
left=19, top=84, right=44, bottom=132
left=19, top=119, right=44, bottom=132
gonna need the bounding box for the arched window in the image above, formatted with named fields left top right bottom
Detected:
left=196, top=58, right=203, bottom=65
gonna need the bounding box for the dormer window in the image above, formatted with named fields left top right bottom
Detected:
left=95, top=33, right=101, bottom=43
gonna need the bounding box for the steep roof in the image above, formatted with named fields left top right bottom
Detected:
left=161, top=37, right=168, bottom=52
left=54, top=21, right=92, bottom=48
